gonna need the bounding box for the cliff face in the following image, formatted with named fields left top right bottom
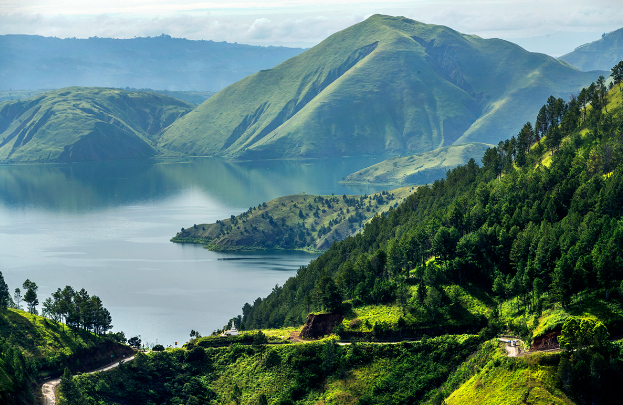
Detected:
left=300, top=313, right=344, bottom=339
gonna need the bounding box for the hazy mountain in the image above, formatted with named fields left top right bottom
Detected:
left=159, top=15, right=601, bottom=160
left=341, top=142, right=493, bottom=186
left=0, top=87, right=194, bottom=163
left=559, top=27, right=623, bottom=71
left=0, top=34, right=304, bottom=92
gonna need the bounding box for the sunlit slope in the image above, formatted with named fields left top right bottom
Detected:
left=559, top=27, right=623, bottom=71
left=161, top=14, right=599, bottom=159
left=0, top=87, right=194, bottom=162
left=341, top=142, right=492, bottom=186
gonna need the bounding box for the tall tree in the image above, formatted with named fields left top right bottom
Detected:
left=22, top=279, right=38, bottom=315
left=0, top=270, right=10, bottom=311
left=13, top=288, right=22, bottom=310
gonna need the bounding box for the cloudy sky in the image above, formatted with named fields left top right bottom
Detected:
left=2, top=0, right=622, bottom=55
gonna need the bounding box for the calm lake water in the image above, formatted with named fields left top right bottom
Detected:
left=0, top=157, right=389, bottom=346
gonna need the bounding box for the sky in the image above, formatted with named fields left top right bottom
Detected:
left=1, top=0, right=623, bottom=55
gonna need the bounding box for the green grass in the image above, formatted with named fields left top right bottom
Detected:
left=0, top=308, right=133, bottom=376
left=0, top=87, right=194, bottom=163
left=341, top=142, right=493, bottom=186
left=172, top=187, right=413, bottom=251
left=161, top=14, right=598, bottom=160
left=445, top=342, right=572, bottom=405
left=70, top=334, right=481, bottom=404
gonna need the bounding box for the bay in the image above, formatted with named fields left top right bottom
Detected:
left=0, top=157, right=389, bottom=346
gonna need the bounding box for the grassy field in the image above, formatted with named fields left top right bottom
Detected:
left=172, top=186, right=415, bottom=251
left=341, top=142, right=492, bottom=186
left=0, top=87, right=194, bottom=163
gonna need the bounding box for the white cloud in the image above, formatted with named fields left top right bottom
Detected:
left=0, top=0, right=622, bottom=52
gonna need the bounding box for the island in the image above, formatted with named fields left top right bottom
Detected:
left=171, top=187, right=415, bottom=252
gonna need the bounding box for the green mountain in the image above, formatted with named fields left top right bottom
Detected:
left=341, top=142, right=492, bottom=186
left=160, top=14, right=600, bottom=160
left=559, top=27, right=623, bottom=71
left=0, top=87, right=194, bottom=163
left=172, top=187, right=414, bottom=251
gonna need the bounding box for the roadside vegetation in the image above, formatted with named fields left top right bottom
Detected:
left=0, top=273, right=133, bottom=404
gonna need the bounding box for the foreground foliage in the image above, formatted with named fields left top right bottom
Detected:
left=63, top=335, right=479, bottom=405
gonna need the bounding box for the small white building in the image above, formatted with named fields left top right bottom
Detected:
left=220, top=321, right=239, bottom=337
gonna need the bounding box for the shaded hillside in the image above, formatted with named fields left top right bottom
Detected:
left=559, top=27, right=623, bottom=71
left=341, top=142, right=492, bottom=186
left=0, top=35, right=304, bottom=91
left=172, top=187, right=414, bottom=251
left=0, top=87, right=194, bottom=163
left=161, top=14, right=600, bottom=160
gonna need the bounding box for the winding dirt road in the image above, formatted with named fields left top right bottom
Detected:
left=41, top=355, right=135, bottom=405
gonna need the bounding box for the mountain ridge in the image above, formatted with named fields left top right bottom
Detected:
left=160, top=14, right=603, bottom=160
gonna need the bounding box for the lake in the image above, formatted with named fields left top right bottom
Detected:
left=0, top=157, right=389, bottom=346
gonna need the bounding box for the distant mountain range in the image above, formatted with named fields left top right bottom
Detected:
left=559, top=27, right=623, bottom=71
left=0, top=87, right=193, bottom=162
left=159, top=15, right=602, bottom=160
left=0, top=34, right=304, bottom=91
left=0, top=16, right=615, bottom=164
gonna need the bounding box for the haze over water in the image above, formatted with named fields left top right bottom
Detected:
left=0, top=156, right=388, bottom=345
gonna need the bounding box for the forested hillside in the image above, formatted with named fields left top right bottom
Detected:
left=0, top=273, right=133, bottom=404
left=234, top=69, right=623, bottom=403
left=45, top=63, right=623, bottom=405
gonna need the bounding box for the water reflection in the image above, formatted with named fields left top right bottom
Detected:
left=0, top=157, right=390, bottom=213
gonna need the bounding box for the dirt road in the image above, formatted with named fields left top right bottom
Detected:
left=41, top=355, right=135, bottom=405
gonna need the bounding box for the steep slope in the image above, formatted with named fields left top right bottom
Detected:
left=0, top=34, right=304, bottom=91
left=341, top=142, right=492, bottom=186
left=559, top=27, right=623, bottom=71
left=160, top=14, right=600, bottom=159
left=0, top=87, right=194, bottom=162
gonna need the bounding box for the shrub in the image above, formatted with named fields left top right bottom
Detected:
left=152, top=344, right=164, bottom=352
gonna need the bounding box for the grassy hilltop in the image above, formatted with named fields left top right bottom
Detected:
left=160, top=14, right=600, bottom=160
left=0, top=87, right=194, bottom=163
left=172, top=187, right=414, bottom=251
left=341, top=142, right=492, bottom=186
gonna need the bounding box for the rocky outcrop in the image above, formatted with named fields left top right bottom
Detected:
left=300, top=313, right=344, bottom=339
left=531, top=331, right=560, bottom=351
